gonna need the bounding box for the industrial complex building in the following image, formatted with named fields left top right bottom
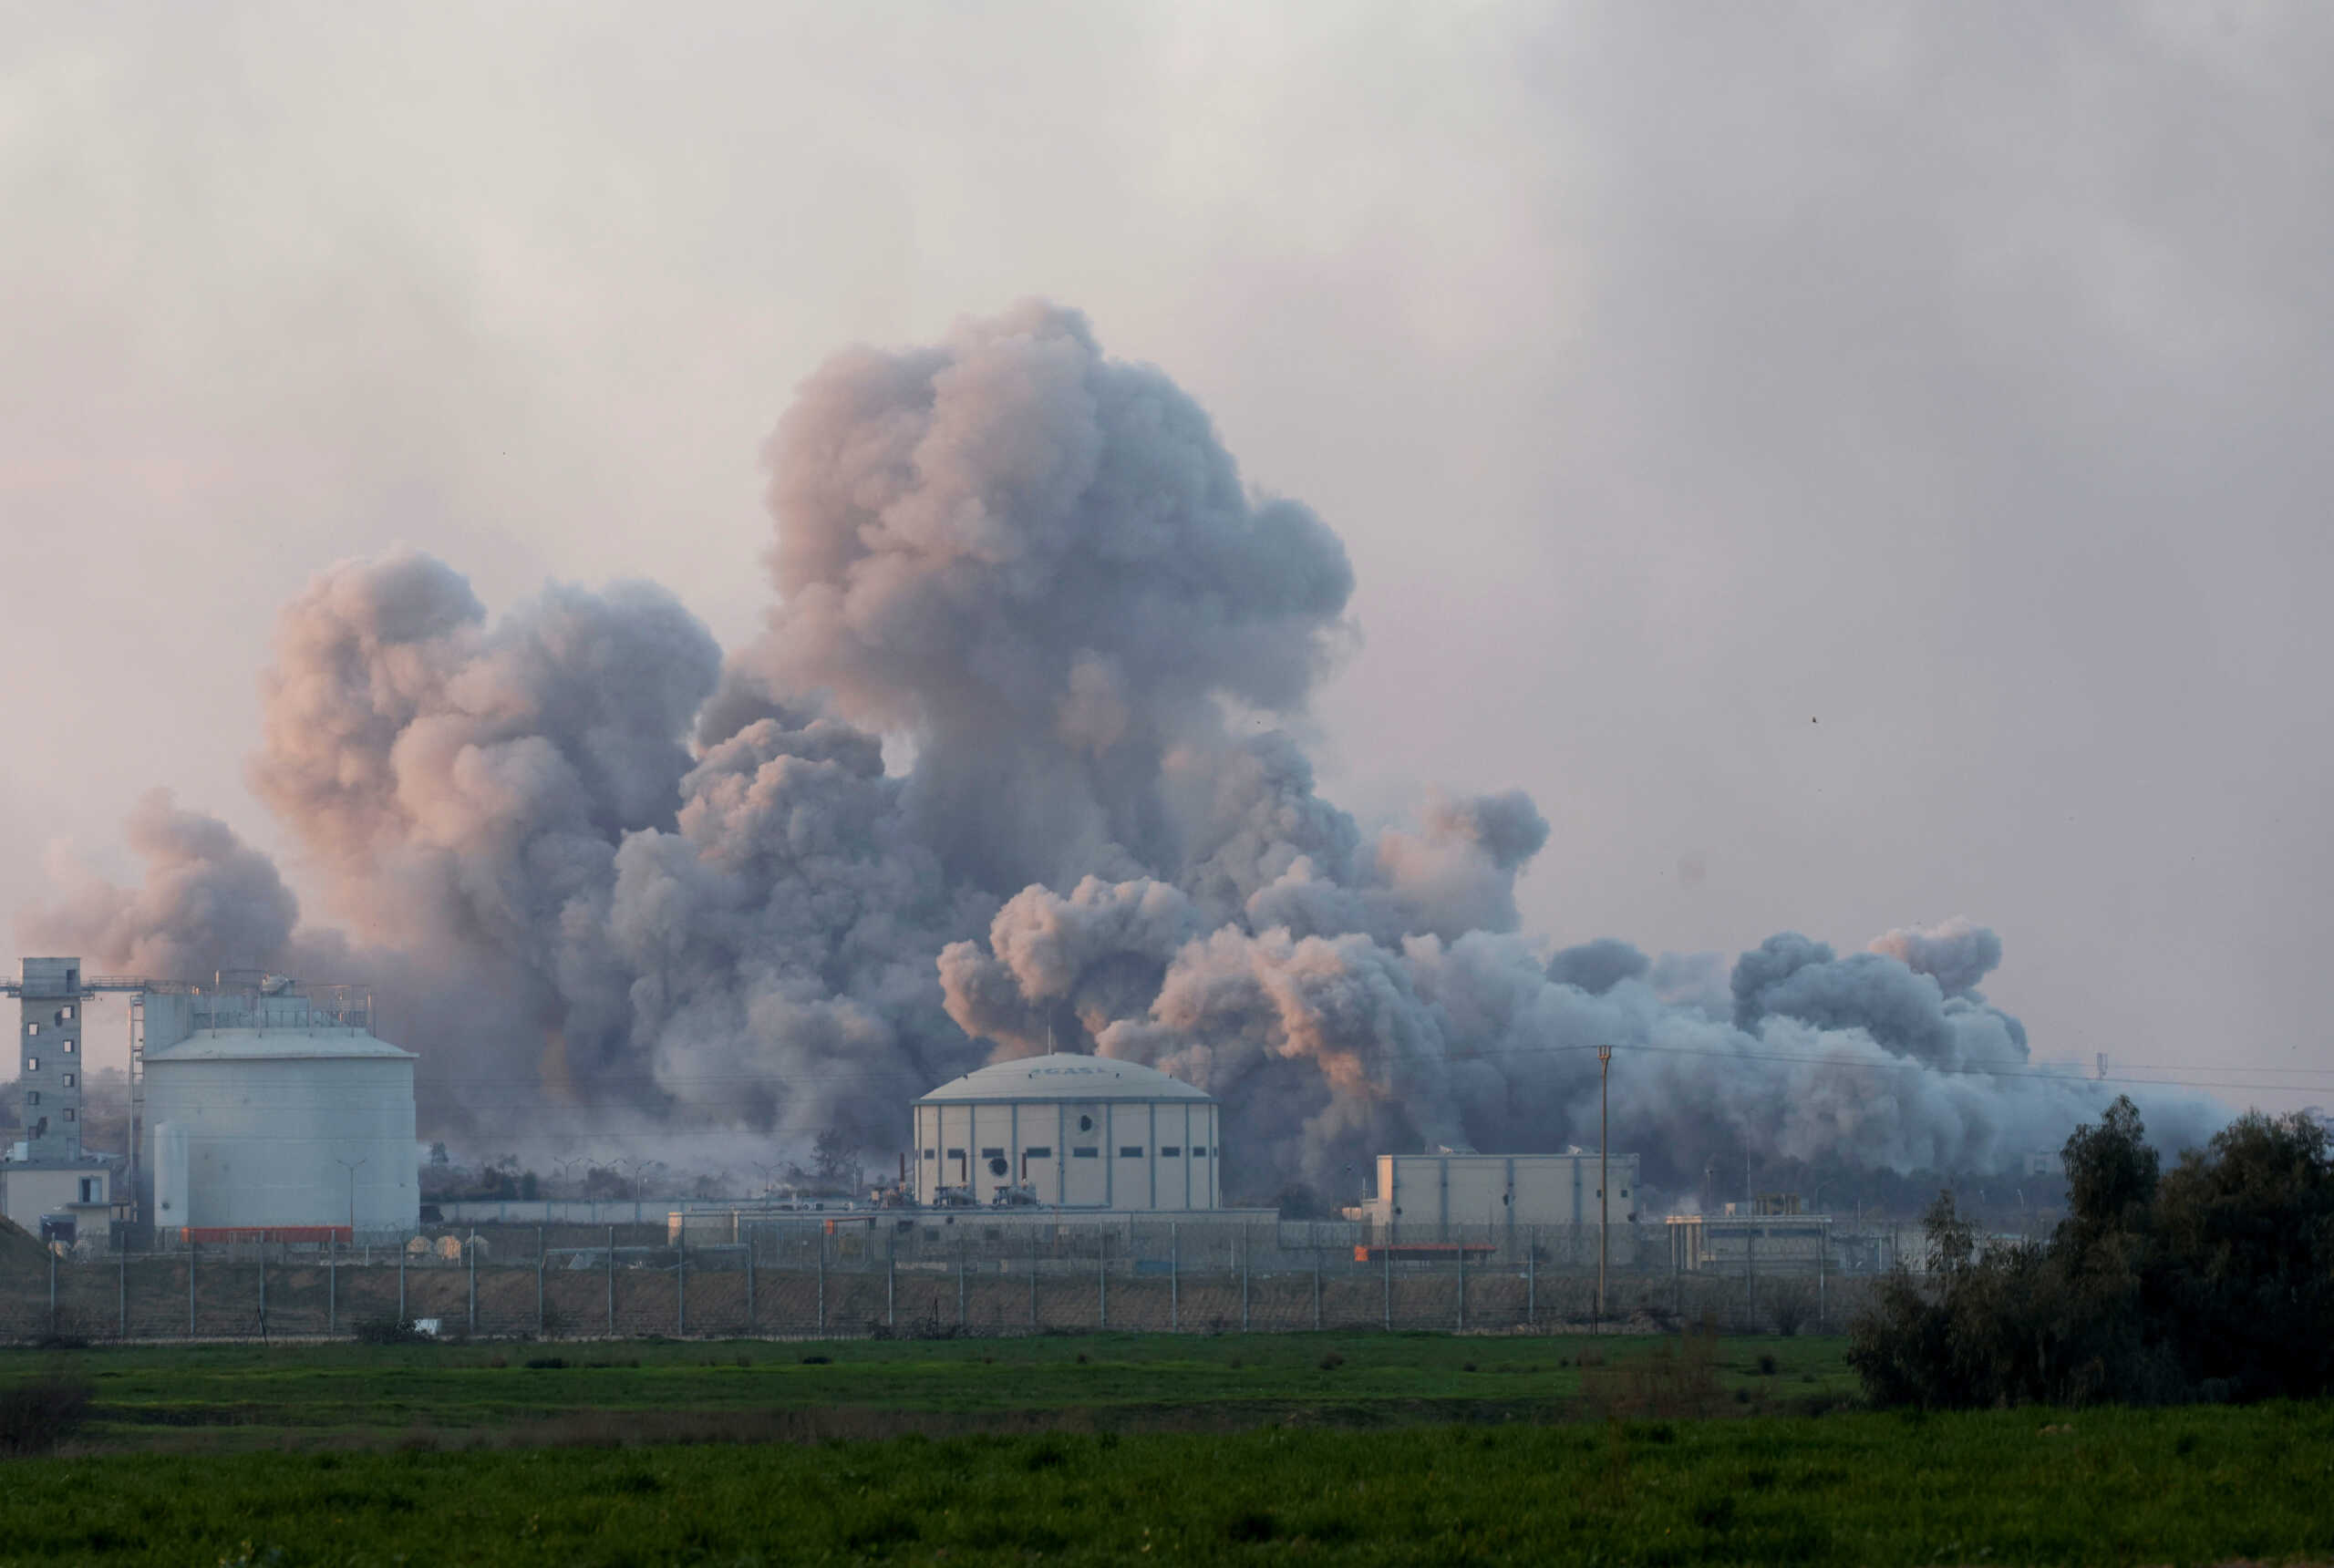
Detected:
left=912, top=1053, right=1221, bottom=1210
left=1665, top=1194, right=1834, bottom=1274
left=9, top=953, right=1873, bottom=1293
left=4, top=958, right=418, bottom=1243
left=1356, top=1149, right=1642, bottom=1240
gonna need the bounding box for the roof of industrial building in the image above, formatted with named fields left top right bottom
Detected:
left=146, top=1027, right=416, bottom=1063
left=915, top=1052, right=1212, bottom=1104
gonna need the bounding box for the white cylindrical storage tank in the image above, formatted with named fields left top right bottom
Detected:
left=912, top=1053, right=1220, bottom=1211
left=143, top=1026, right=418, bottom=1233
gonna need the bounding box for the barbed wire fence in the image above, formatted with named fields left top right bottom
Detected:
left=2, top=1218, right=1884, bottom=1344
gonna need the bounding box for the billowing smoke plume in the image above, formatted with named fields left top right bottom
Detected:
left=17, top=302, right=2223, bottom=1191
left=31, top=790, right=298, bottom=981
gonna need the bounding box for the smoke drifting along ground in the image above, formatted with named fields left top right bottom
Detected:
left=20, top=304, right=2220, bottom=1196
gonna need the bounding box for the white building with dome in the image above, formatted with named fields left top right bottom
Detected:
left=912, top=1053, right=1220, bottom=1211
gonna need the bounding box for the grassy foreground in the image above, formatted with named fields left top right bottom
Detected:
left=42, top=1332, right=1853, bottom=1450
left=5, top=1336, right=2332, bottom=1564
left=4, top=1403, right=2333, bottom=1566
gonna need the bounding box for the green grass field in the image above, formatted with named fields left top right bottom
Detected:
left=41, top=1330, right=1852, bottom=1451
left=4, top=1334, right=2331, bottom=1565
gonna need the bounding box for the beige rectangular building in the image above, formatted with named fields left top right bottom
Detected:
left=1360, top=1150, right=1641, bottom=1241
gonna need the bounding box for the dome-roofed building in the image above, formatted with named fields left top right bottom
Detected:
left=913, top=1053, right=1219, bottom=1211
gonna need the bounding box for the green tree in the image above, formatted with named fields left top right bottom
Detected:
left=2155, top=1110, right=2334, bottom=1398
left=2059, top=1096, right=2159, bottom=1248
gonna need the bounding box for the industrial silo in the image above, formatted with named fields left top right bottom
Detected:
left=142, top=978, right=418, bottom=1237
left=912, top=1053, right=1219, bottom=1211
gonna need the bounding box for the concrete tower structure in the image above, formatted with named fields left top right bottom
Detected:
left=16, top=957, right=85, bottom=1161
left=2, top=958, right=110, bottom=1240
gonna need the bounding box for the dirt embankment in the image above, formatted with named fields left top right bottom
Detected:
left=0, top=1218, right=50, bottom=1271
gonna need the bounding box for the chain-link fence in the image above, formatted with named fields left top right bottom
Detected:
left=0, top=1219, right=1883, bottom=1343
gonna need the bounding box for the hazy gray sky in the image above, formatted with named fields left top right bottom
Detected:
left=5, top=3, right=2329, bottom=1109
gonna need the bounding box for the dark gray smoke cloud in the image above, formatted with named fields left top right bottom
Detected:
left=1545, top=938, right=1650, bottom=996
left=19, top=303, right=2225, bottom=1190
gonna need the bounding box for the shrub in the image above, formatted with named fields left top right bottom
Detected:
left=0, top=1377, right=92, bottom=1456
left=1583, top=1324, right=1722, bottom=1420
left=352, top=1316, right=433, bottom=1346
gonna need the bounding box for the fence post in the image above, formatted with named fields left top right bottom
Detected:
left=467, top=1234, right=476, bottom=1337
left=258, top=1248, right=268, bottom=1342
left=747, top=1231, right=757, bottom=1336
left=1745, top=1226, right=1755, bottom=1331
left=329, top=1237, right=337, bottom=1336
left=1456, top=1235, right=1465, bottom=1333
left=1816, top=1222, right=1826, bottom=1330
left=606, top=1225, right=615, bottom=1336
left=1523, top=1225, right=1534, bottom=1328
left=49, top=1246, right=57, bottom=1329
left=676, top=1235, right=687, bottom=1337
left=536, top=1225, right=546, bottom=1338
left=886, top=1240, right=895, bottom=1331
left=1240, top=1223, right=1250, bottom=1333
left=1382, top=1245, right=1390, bottom=1332
left=398, top=1243, right=406, bottom=1325
left=1097, top=1224, right=1107, bottom=1330
left=190, top=1243, right=197, bottom=1337
left=956, top=1236, right=966, bottom=1328
left=119, top=1245, right=129, bottom=1340
left=1312, top=1244, right=1322, bottom=1331
left=1169, top=1222, right=1178, bottom=1333
left=816, top=1228, right=826, bottom=1336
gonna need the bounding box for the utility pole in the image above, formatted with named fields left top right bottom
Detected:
left=1597, top=1044, right=1613, bottom=1334
left=553, top=1156, right=585, bottom=1213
